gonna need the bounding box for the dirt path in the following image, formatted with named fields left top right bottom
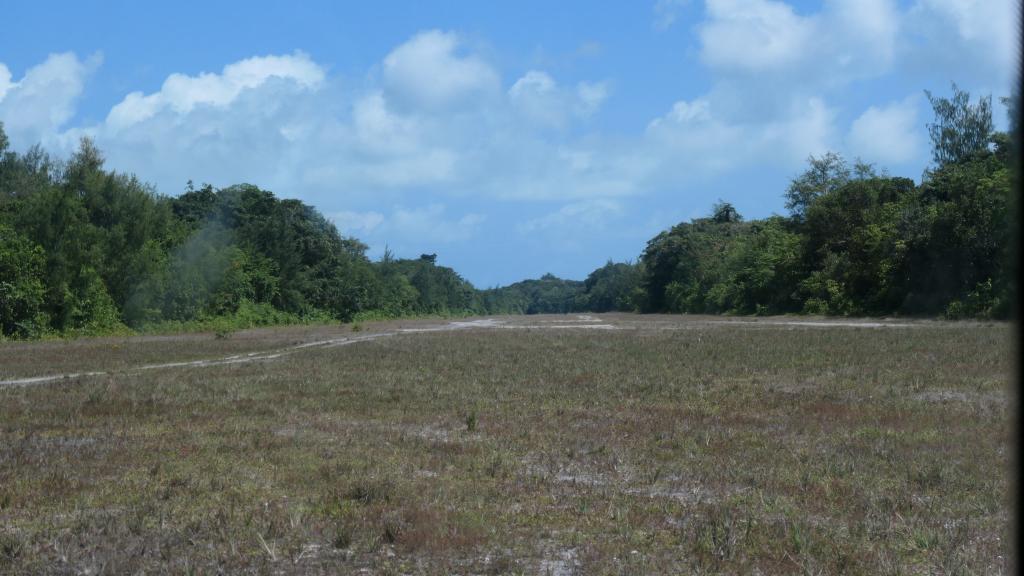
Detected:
left=0, top=317, right=619, bottom=387
left=0, top=315, right=926, bottom=388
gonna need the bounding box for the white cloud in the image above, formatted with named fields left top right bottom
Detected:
left=508, top=70, right=562, bottom=127
left=699, top=0, right=814, bottom=72
left=847, top=96, right=924, bottom=165
left=105, top=52, right=323, bottom=132
left=2, top=9, right=1014, bottom=251
left=697, top=0, right=1015, bottom=101
left=382, top=30, right=500, bottom=111
left=0, top=64, right=12, bottom=101
left=698, top=0, right=899, bottom=87
left=644, top=95, right=836, bottom=180
left=913, top=0, right=1016, bottom=51
left=0, top=52, right=99, bottom=147
left=832, top=0, right=899, bottom=69
left=653, top=98, right=712, bottom=125
left=399, top=205, right=485, bottom=243
left=35, top=38, right=621, bottom=208
left=507, top=71, right=608, bottom=128
left=904, top=0, right=1018, bottom=87
left=347, top=91, right=458, bottom=185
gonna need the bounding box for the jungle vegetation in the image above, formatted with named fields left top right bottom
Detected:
left=0, top=85, right=1014, bottom=337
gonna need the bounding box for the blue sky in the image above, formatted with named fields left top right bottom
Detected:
left=1, top=0, right=1018, bottom=287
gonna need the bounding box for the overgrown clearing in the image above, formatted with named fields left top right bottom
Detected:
left=0, top=314, right=1013, bottom=574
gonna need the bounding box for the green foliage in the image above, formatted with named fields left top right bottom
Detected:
left=903, top=151, right=1012, bottom=315
left=0, top=224, right=48, bottom=337
left=711, top=200, right=742, bottom=224
left=578, top=260, right=641, bottom=312
left=639, top=216, right=750, bottom=313
left=0, top=81, right=1014, bottom=341
left=380, top=254, right=481, bottom=315
left=139, top=299, right=332, bottom=335
left=926, top=83, right=994, bottom=167
left=798, top=176, right=918, bottom=314
left=0, top=128, right=445, bottom=338
left=63, top=266, right=126, bottom=335
left=708, top=217, right=802, bottom=314
left=638, top=129, right=1011, bottom=319
left=784, top=151, right=851, bottom=221
left=481, top=273, right=584, bottom=314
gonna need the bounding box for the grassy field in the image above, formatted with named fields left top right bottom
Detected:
left=0, top=314, right=1014, bottom=574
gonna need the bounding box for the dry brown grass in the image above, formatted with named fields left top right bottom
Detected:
left=0, top=314, right=1013, bottom=574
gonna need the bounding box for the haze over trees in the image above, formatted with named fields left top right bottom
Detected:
left=0, top=84, right=1014, bottom=338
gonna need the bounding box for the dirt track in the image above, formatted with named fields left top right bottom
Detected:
left=0, top=314, right=939, bottom=387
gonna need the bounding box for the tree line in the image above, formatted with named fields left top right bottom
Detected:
left=490, top=84, right=1015, bottom=320
left=0, top=134, right=491, bottom=337
left=0, top=84, right=1014, bottom=338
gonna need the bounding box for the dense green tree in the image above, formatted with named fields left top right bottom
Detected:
left=639, top=212, right=750, bottom=313
left=0, top=80, right=1015, bottom=340
left=926, top=83, right=994, bottom=166
left=711, top=201, right=742, bottom=224
left=578, top=261, right=641, bottom=312
left=907, top=150, right=1011, bottom=317
left=388, top=255, right=479, bottom=314
left=634, top=84, right=1013, bottom=319
left=370, top=249, right=420, bottom=315
left=707, top=217, right=802, bottom=314
left=0, top=223, right=48, bottom=337
left=784, top=152, right=851, bottom=221
left=481, top=274, right=583, bottom=314
left=797, top=176, right=917, bottom=314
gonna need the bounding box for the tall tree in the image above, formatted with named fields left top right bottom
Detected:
left=784, top=152, right=850, bottom=221
left=925, top=83, right=993, bottom=167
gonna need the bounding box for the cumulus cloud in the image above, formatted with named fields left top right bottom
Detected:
left=700, top=0, right=899, bottom=82
left=508, top=71, right=608, bottom=129
left=0, top=52, right=99, bottom=147
left=344, top=91, right=460, bottom=187
left=55, top=67, right=329, bottom=198
left=904, top=0, right=1019, bottom=88
left=382, top=30, right=500, bottom=111
left=0, top=64, right=12, bottom=101
left=644, top=95, right=836, bottom=180
left=105, top=52, right=323, bottom=132
left=698, top=0, right=1017, bottom=99
left=847, top=96, right=925, bottom=166
left=19, top=29, right=623, bottom=213
left=911, top=0, right=1016, bottom=55
left=699, top=0, right=815, bottom=72
left=508, top=71, right=561, bottom=127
